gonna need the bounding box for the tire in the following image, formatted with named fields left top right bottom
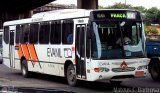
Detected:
left=66, top=64, right=77, bottom=86
left=110, top=81, right=122, bottom=86
left=150, top=63, right=160, bottom=81
left=21, top=59, right=29, bottom=78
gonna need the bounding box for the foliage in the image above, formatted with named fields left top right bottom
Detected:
left=144, top=26, right=158, bottom=35
left=99, top=2, right=160, bottom=25
left=145, top=7, right=160, bottom=25
left=107, top=2, right=131, bottom=9
left=99, top=2, right=146, bottom=13
left=98, top=6, right=107, bottom=9
left=132, top=6, right=147, bottom=13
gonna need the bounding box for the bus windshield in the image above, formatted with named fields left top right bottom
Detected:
left=91, top=20, right=146, bottom=59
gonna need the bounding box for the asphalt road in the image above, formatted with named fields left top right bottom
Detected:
left=0, top=64, right=160, bottom=93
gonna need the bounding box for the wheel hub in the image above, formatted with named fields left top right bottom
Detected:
left=68, top=69, right=75, bottom=81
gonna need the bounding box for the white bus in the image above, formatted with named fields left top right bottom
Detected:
left=0, top=29, right=3, bottom=63
left=3, top=9, right=149, bottom=86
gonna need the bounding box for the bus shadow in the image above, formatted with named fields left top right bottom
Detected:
left=77, top=80, right=132, bottom=92
left=29, top=72, right=68, bottom=84
left=20, top=72, right=133, bottom=92
left=11, top=71, right=159, bottom=93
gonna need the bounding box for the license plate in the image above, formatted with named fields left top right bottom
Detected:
left=135, top=71, right=144, bottom=76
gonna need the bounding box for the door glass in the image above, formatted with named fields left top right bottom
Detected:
left=80, top=27, right=85, bottom=57
left=76, top=25, right=86, bottom=77
left=76, top=27, right=80, bottom=54
left=10, top=31, right=14, bottom=45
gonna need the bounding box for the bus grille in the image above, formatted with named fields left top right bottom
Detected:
left=112, top=67, right=135, bottom=72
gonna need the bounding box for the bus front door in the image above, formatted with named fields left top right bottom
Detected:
left=9, top=26, right=15, bottom=68
left=76, top=25, right=86, bottom=79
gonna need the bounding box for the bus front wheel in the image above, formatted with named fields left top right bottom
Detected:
left=66, top=64, right=77, bottom=86
left=21, top=59, right=29, bottom=78
left=150, top=62, right=160, bottom=81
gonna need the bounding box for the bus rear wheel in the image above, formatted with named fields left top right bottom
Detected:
left=66, top=64, right=77, bottom=86
left=21, top=59, right=29, bottom=78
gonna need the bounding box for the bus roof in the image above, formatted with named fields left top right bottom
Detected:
left=32, top=9, right=91, bottom=18
left=3, top=9, right=91, bottom=26
left=3, top=9, right=140, bottom=26
left=3, top=18, right=32, bottom=26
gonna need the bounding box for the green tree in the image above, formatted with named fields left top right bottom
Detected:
left=132, top=6, right=146, bottom=13
left=145, top=25, right=158, bottom=35
left=100, top=2, right=147, bottom=15
left=106, top=2, right=132, bottom=9
left=145, top=7, right=160, bottom=25
left=99, top=2, right=160, bottom=25
left=99, top=6, right=107, bottom=9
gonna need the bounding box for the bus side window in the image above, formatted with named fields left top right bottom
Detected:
left=62, top=20, right=74, bottom=44
left=39, top=22, right=50, bottom=44
left=29, top=23, right=39, bottom=44
left=16, top=25, right=21, bottom=44
left=3, top=26, right=9, bottom=44
left=50, top=21, right=61, bottom=44
left=20, top=24, right=30, bottom=44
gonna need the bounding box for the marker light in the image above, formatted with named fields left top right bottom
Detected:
left=94, top=68, right=100, bottom=72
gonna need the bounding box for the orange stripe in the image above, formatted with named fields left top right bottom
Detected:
left=21, top=44, right=30, bottom=61
left=28, top=44, right=37, bottom=65
left=16, top=44, right=23, bottom=59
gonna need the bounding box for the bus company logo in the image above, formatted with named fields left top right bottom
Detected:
left=120, top=61, right=128, bottom=68
left=99, top=62, right=109, bottom=67
left=64, top=48, right=72, bottom=58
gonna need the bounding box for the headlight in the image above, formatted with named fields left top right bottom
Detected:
left=137, top=65, right=148, bottom=70
left=94, top=67, right=110, bottom=72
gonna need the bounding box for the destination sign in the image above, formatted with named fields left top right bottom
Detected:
left=110, top=13, right=126, bottom=18
left=91, top=10, right=140, bottom=20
